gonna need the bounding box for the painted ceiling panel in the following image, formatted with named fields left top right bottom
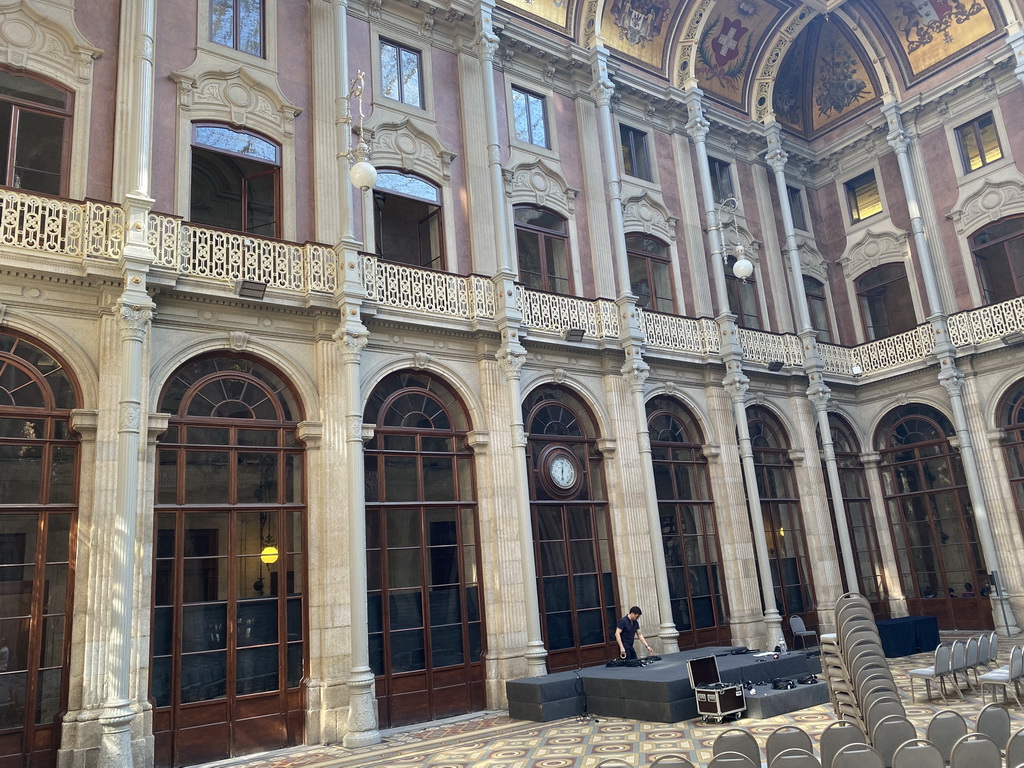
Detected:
left=692, top=0, right=789, bottom=107
left=500, top=0, right=574, bottom=31
left=601, top=0, right=679, bottom=69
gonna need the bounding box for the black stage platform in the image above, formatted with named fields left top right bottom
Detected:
left=507, top=647, right=827, bottom=723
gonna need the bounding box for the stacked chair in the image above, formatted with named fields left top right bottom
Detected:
left=821, top=592, right=901, bottom=735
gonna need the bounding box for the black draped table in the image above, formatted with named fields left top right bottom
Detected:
left=875, top=615, right=940, bottom=658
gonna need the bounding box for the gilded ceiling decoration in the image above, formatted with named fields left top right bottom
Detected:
left=600, top=0, right=679, bottom=69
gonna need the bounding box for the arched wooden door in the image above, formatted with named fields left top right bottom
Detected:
left=363, top=372, right=485, bottom=728
left=876, top=404, right=992, bottom=630
left=0, top=331, right=79, bottom=768
left=646, top=396, right=729, bottom=648
left=151, top=355, right=307, bottom=767
left=524, top=386, right=619, bottom=672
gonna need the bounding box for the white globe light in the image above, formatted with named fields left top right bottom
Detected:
left=732, top=257, right=754, bottom=280
left=349, top=160, right=377, bottom=191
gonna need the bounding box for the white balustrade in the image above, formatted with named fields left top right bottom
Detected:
left=947, top=297, right=1024, bottom=347
left=737, top=328, right=804, bottom=367
left=818, top=342, right=858, bottom=375
left=516, top=287, right=622, bottom=339
left=639, top=309, right=717, bottom=355
left=359, top=254, right=494, bottom=320
left=854, top=325, right=935, bottom=374
left=0, top=189, right=124, bottom=259
left=148, top=213, right=181, bottom=268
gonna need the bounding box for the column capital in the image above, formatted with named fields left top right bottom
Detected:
left=589, top=45, right=615, bottom=107
left=621, top=356, right=650, bottom=392
left=496, top=343, right=527, bottom=379
left=334, top=328, right=369, bottom=362
left=114, top=300, right=154, bottom=341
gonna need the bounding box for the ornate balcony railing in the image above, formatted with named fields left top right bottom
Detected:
left=639, top=309, right=719, bottom=355
left=516, top=287, right=620, bottom=339
left=361, top=253, right=495, bottom=320
left=737, top=328, right=805, bottom=368
left=818, top=342, right=858, bottom=376
left=854, top=325, right=936, bottom=375
left=0, top=190, right=124, bottom=259
left=947, top=297, right=1024, bottom=347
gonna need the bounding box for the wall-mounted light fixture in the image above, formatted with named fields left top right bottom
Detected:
left=342, top=71, right=377, bottom=191
left=236, top=280, right=268, bottom=300
left=1002, top=331, right=1024, bottom=346
left=718, top=197, right=754, bottom=282
left=563, top=328, right=586, bottom=343
left=851, top=364, right=863, bottom=376
left=767, top=360, right=784, bottom=372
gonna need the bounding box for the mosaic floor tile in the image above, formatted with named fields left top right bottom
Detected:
left=197, top=638, right=1024, bottom=768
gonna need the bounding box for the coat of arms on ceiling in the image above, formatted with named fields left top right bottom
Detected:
left=696, top=14, right=754, bottom=87
left=610, top=0, right=668, bottom=47
left=895, top=0, right=984, bottom=52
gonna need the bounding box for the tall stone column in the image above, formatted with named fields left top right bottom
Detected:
left=764, top=120, right=857, bottom=592
left=683, top=83, right=780, bottom=648
left=496, top=333, right=547, bottom=676
left=860, top=453, right=907, bottom=618
left=883, top=101, right=1019, bottom=634
left=337, top=328, right=380, bottom=746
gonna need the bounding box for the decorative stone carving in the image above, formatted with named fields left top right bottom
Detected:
left=496, top=346, right=526, bottom=378
left=0, top=302, right=5, bottom=326
left=228, top=331, right=249, bottom=351
left=335, top=330, right=369, bottom=362
left=413, top=351, right=430, bottom=369
left=502, top=161, right=579, bottom=215
left=0, top=0, right=101, bottom=83
left=371, top=119, right=456, bottom=180
left=552, top=368, right=566, bottom=384
left=171, top=66, right=301, bottom=138
left=949, top=178, right=1024, bottom=235
left=839, top=227, right=910, bottom=280
left=621, top=193, right=678, bottom=242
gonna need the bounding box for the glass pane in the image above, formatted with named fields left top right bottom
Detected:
left=380, top=43, right=400, bottom=101
left=428, top=546, right=458, bottom=586
left=388, top=548, right=422, bottom=589
left=181, top=604, right=227, bottom=652
left=238, top=0, right=263, bottom=57
left=184, top=452, right=230, bottom=504
left=237, top=645, right=278, bottom=695
left=13, top=111, right=64, bottom=195
left=287, top=642, right=302, bottom=688
left=389, top=591, right=423, bottom=630
left=42, top=563, right=68, bottom=615
left=180, top=651, right=227, bottom=703
left=36, top=667, right=61, bottom=725
left=387, top=508, right=420, bottom=548
left=0, top=445, right=41, bottom=504
left=528, top=94, right=547, bottom=147
left=237, top=599, right=278, bottom=646
left=245, top=171, right=276, bottom=236
left=390, top=630, right=425, bottom=673
left=400, top=48, right=422, bottom=108
left=40, top=616, right=63, bottom=667
left=153, top=606, right=173, bottom=657
left=49, top=445, right=75, bottom=504
left=287, top=597, right=302, bottom=641
left=237, top=453, right=278, bottom=504
left=151, top=656, right=172, bottom=708
left=157, top=450, right=178, bottom=505
left=577, top=609, right=604, bottom=645
left=383, top=456, right=418, bottom=502
left=512, top=89, right=530, bottom=143
left=431, top=624, right=463, bottom=668
left=209, top=0, right=235, bottom=48
left=545, top=613, right=573, bottom=650
left=429, top=585, right=461, bottom=625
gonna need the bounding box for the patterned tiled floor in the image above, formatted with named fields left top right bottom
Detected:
left=202, top=638, right=1024, bottom=768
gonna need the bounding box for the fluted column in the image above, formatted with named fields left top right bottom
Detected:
left=764, top=120, right=857, bottom=591
left=860, top=453, right=907, bottom=617
left=682, top=83, right=779, bottom=647
left=476, top=1, right=515, bottom=273
left=336, top=328, right=380, bottom=745
left=883, top=101, right=1019, bottom=634
left=496, top=339, right=547, bottom=675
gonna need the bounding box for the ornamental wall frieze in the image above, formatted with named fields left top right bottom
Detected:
left=621, top=192, right=677, bottom=241
left=368, top=119, right=456, bottom=179
left=0, top=0, right=100, bottom=83
left=838, top=226, right=910, bottom=280
left=948, top=176, right=1024, bottom=236
left=171, top=64, right=301, bottom=137
left=502, top=160, right=579, bottom=215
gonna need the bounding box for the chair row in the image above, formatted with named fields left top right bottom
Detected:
left=908, top=633, right=1003, bottom=703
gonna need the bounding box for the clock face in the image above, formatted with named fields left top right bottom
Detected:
left=549, top=455, right=577, bottom=489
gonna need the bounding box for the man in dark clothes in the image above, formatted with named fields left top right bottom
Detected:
left=615, top=606, right=653, bottom=660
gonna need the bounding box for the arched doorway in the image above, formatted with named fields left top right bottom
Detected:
left=646, top=396, right=729, bottom=648
left=0, top=331, right=79, bottom=768
left=150, top=355, right=307, bottom=767
left=876, top=404, right=992, bottom=630
left=825, top=416, right=889, bottom=619
left=363, top=372, right=485, bottom=728
left=524, top=386, right=618, bottom=672
left=748, top=407, right=816, bottom=635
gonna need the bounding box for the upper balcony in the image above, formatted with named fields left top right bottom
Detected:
left=2, top=187, right=1020, bottom=382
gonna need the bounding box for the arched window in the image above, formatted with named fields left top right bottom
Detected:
left=372, top=171, right=444, bottom=269
left=190, top=124, right=280, bottom=237
left=875, top=404, right=990, bottom=630
left=997, top=381, right=1024, bottom=541
left=804, top=276, right=833, bottom=343
left=646, top=396, right=729, bottom=647
left=748, top=407, right=815, bottom=631
left=824, top=416, right=887, bottom=616
left=725, top=256, right=760, bottom=328
left=0, top=331, right=79, bottom=768
left=627, top=234, right=674, bottom=313
left=856, top=264, right=915, bottom=340
left=524, top=386, right=617, bottom=672
left=364, top=372, right=484, bottom=728
left=152, top=355, right=305, bottom=767
left=970, top=217, right=1024, bottom=305
left=515, top=206, right=571, bottom=294
left=0, top=69, right=72, bottom=197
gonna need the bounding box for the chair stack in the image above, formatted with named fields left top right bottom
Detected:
left=821, top=593, right=901, bottom=736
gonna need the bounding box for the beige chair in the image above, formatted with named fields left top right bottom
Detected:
left=979, top=644, right=1024, bottom=706
left=924, top=709, right=967, bottom=764
left=908, top=643, right=957, bottom=702
left=975, top=702, right=1011, bottom=752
